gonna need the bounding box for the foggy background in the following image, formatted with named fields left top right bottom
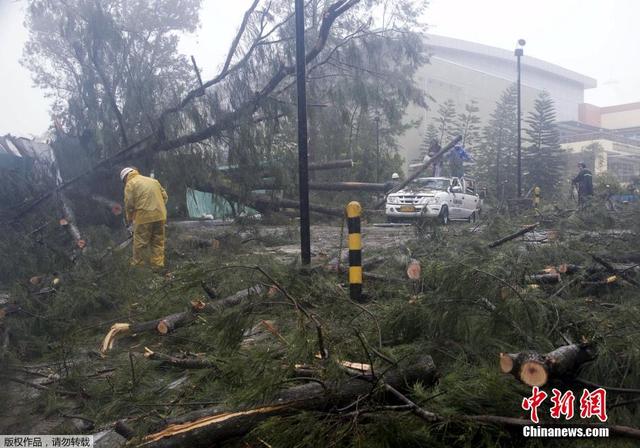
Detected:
left=1, top=0, right=639, bottom=136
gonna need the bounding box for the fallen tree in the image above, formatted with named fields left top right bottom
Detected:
left=488, top=223, right=539, bottom=249
left=59, top=193, right=86, bottom=250
left=101, top=285, right=266, bottom=353
left=144, top=347, right=219, bottom=370
left=499, top=343, right=596, bottom=386
left=309, top=181, right=387, bottom=192
left=591, top=254, right=640, bottom=287
left=10, top=0, right=362, bottom=222
left=308, top=159, right=354, bottom=171
left=139, top=355, right=437, bottom=447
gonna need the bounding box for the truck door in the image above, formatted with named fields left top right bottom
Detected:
left=450, top=178, right=464, bottom=218
left=462, top=179, right=479, bottom=214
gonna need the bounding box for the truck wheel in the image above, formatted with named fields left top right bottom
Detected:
left=439, top=206, right=449, bottom=225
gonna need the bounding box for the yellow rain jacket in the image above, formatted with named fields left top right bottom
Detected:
left=124, top=170, right=168, bottom=225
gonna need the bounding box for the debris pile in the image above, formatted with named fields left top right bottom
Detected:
left=1, top=202, right=640, bottom=447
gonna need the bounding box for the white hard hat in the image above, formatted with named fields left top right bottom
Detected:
left=391, top=172, right=400, bottom=180
left=120, top=167, right=135, bottom=182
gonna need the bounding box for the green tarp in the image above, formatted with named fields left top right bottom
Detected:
left=186, top=188, right=259, bottom=220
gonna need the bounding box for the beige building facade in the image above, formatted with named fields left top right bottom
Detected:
left=399, top=35, right=597, bottom=167
left=559, top=115, right=640, bottom=184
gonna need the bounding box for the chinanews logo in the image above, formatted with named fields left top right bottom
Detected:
left=520, top=387, right=610, bottom=438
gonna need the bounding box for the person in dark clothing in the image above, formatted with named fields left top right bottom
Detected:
left=424, top=140, right=443, bottom=177
left=384, top=172, right=401, bottom=192
left=572, top=162, right=593, bottom=207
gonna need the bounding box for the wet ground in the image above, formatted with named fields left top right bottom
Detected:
left=169, top=220, right=421, bottom=262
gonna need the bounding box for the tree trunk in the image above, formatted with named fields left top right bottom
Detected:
left=527, top=273, right=561, bottom=284
left=406, top=259, right=421, bottom=280
left=157, top=312, right=194, bottom=335
left=144, top=347, right=219, bottom=370
left=195, top=284, right=265, bottom=314
left=309, top=182, right=387, bottom=192
left=101, top=285, right=266, bottom=353
left=488, top=223, right=538, bottom=249
left=591, top=254, right=640, bottom=287
left=59, top=193, right=86, bottom=250
left=140, top=356, right=437, bottom=447
left=500, top=343, right=596, bottom=386
left=308, top=159, right=354, bottom=171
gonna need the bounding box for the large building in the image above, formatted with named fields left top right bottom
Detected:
left=400, top=35, right=597, bottom=167
left=559, top=102, right=640, bottom=183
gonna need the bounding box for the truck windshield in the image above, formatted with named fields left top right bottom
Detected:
left=410, top=178, right=450, bottom=191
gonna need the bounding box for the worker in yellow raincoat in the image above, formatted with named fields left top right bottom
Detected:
left=120, top=167, right=168, bottom=269
left=533, top=186, right=542, bottom=209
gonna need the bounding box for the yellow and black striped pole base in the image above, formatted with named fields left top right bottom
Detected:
left=346, top=201, right=363, bottom=302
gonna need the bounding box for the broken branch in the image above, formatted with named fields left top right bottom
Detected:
left=488, top=223, right=539, bottom=249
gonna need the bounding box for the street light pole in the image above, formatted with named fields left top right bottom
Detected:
left=295, top=0, right=311, bottom=265
left=515, top=39, right=525, bottom=198
left=374, top=116, right=380, bottom=183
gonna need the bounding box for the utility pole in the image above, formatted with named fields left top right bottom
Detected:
left=295, top=0, right=311, bottom=264
left=374, top=115, right=380, bottom=183
left=515, top=39, right=525, bottom=198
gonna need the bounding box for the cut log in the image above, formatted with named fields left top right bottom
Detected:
left=200, top=281, right=217, bottom=300
left=500, top=343, right=596, bottom=386
left=157, top=312, right=195, bottom=335
left=115, top=420, right=136, bottom=439
left=527, top=273, right=561, bottom=284
left=557, top=264, right=581, bottom=275
left=195, top=284, right=265, bottom=314
left=308, top=159, right=353, bottom=171
left=60, top=193, right=86, bottom=250
left=50, top=149, right=86, bottom=251
left=140, top=355, right=437, bottom=447
left=591, top=254, right=640, bottom=287
left=100, top=285, right=266, bottom=353
left=406, top=259, right=421, bottom=280
left=144, top=347, right=219, bottom=370
left=582, top=275, right=619, bottom=287
left=498, top=352, right=519, bottom=374
left=488, top=223, right=539, bottom=249
left=517, top=352, right=548, bottom=386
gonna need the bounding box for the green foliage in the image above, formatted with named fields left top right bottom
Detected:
left=523, top=91, right=564, bottom=196
left=456, top=99, right=482, bottom=149
left=5, top=152, right=640, bottom=446
left=23, top=0, right=201, bottom=159
left=435, top=99, right=458, bottom=146
left=473, top=85, right=518, bottom=200
left=594, top=172, right=624, bottom=195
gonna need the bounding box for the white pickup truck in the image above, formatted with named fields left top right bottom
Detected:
left=385, top=177, right=482, bottom=224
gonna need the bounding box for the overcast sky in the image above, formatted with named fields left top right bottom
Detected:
left=1, top=0, right=639, bottom=137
